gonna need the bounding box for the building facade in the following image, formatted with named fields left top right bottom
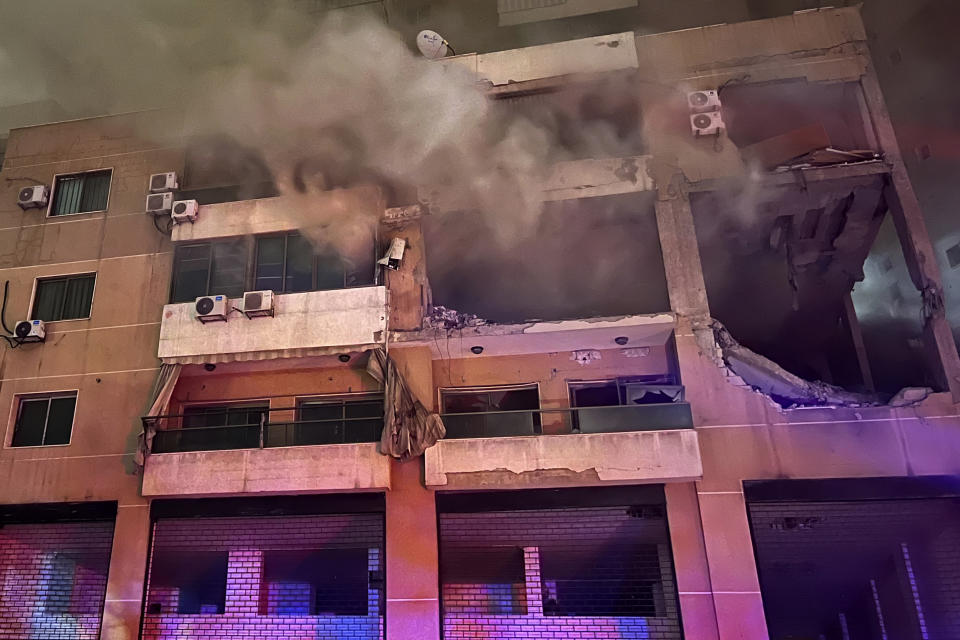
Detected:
left=0, top=7, right=958, bottom=640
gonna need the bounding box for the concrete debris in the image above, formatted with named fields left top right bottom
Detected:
left=425, top=305, right=486, bottom=330
left=711, top=319, right=885, bottom=408
left=888, top=387, right=933, bottom=407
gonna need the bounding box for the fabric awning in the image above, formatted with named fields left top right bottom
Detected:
left=135, top=363, right=182, bottom=468
left=366, top=348, right=445, bottom=460
left=160, top=343, right=381, bottom=365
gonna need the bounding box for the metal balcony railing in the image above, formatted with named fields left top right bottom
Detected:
left=440, top=402, right=694, bottom=440
left=146, top=401, right=694, bottom=453
left=147, top=412, right=383, bottom=454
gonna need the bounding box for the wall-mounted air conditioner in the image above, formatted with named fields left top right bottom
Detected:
left=687, top=90, right=721, bottom=113
left=149, top=172, right=179, bottom=192
left=18, top=185, right=49, bottom=210
left=195, top=295, right=228, bottom=323
left=241, top=290, right=274, bottom=319
left=14, top=319, right=45, bottom=343
left=146, top=192, right=174, bottom=215
left=691, top=111, right=725, bottom=137
left=171, top=199, right=199, bottom=224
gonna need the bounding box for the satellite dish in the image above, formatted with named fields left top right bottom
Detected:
left=417, top=30, right=452, bottom=59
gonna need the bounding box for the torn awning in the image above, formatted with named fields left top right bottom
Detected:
left=135, top=363, right=181, bottom=468
left=366, top=347, right=445, bottom=460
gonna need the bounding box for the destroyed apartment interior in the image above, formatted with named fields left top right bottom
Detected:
left=0, top=2, right=958, bottom=640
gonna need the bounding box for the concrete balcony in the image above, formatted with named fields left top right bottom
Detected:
left=170, top=186, right=384, bottom=242
left=424, top=405, right=702, bottom=490
left=157, top=286, right=387, bottom=364
left=141, top=442, right=390, bottom=497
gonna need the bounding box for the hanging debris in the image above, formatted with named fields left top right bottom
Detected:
left=711, top=319, right=888, bottom=408
left=425, top=305, right=486, bottom=330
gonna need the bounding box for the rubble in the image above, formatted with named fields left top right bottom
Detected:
left=710, top=319, right=893, bottom=408
left=425, top=305, right=486, bottom=330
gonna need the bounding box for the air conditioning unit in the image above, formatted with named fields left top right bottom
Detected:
left=241, top=290, right=275, bottom=318
left=17, top=185, right=49, bottom=210
left=691, top=111, right=725, bottom=137
left=171, top=199, right=199, bottom=224
left=149, top=172, right=179, bottom=192
left=195, top=295, right=228, bottom=323
left=146, top=192, right=174, bottom=215
left=14, top=319, right=45, bottom=343
left=688, top=90, right=721, bottom=113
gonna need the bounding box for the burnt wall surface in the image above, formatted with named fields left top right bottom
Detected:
left=426, top=192, right=668, bottom=322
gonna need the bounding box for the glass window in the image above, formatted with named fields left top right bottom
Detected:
left=254, top=232, right=375, bottom=294
left=440, top=386, right=541, bottom=438
left=32, top=274, right=95, bottom=322
left=170, top=240, right=248, bottom=303
left=51, top=170, right=111, bottom=215
left=12, top=393, right=77, bottom=447
left=287, top=395, right=383, bottom=446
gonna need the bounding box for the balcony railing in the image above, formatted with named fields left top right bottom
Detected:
left=440, top=402, right=694, bottom=440
left=147, top=402, right=694, bottom=453
left=148, top=413, right=382, bottom=454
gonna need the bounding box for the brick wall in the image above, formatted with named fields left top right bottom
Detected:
left=0, top=520, right=114, bottom=640
left=141, top=513, right=384, bottom=640
left=439, top=506, right=682, bottom=640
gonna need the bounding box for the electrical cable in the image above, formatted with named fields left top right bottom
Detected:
left=1, top=280, right=13, bottom=334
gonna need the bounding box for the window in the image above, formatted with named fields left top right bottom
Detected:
left=254, top=232, right=375, bottom=293
left=32, top=274, right=96, bottom=322
left=281, top=394, right=383, bottom=446
left=50, top=170, right=111, bottom=215
left=172, top=403, right=267, bottom=451
left=12, top=393, right=76, bottom=447
left=568, top=377, right=690, bottom=434
left=260, top=549, right=370, bottom=616
left=569, top=377, right=682, bottom=408
left=147, top=550, right=228, bottom=614
left=441, top=385, right=541, bottom=437
left=170, top=239, right=248, bottom=303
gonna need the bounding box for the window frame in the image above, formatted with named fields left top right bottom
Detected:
left=29, top=272, right=97, bottom=323
left=7, top=390, right=79, bottom=448
left=169, top=238, right=251, bottom=303
left=253, top=231, right=378, bottom=294
left=438, top=383, right=542, bottom=414
left=179, top=400, right=271, bottom=429
left=46, top=168, right=114, bottom=218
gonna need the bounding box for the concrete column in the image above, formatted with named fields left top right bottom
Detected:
left=522, top=547, right=544, bottom=616
left=100, top=503, right=150, bottom=640
left=653, top=189, right=710, bottom=319
left=224, top=548, right=263, bottom=616
left=665, top=483, right=720, bottom=640
left=696, top=487, right=769, bottom=640
left=859, top=66, right=960, bottom=401
left=385, top=458, right=440, bottom=640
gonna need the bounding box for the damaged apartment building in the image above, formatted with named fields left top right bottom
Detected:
left=1, top=6, right=959, bottom=640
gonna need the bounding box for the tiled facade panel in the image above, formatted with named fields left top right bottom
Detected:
left=749, top=498, right=960, bottom=640
left=439, top=506, right=682, bottom=640
left=0, top=521, right=114, bottom=640
left=141, top=514, right=384, bottom=640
